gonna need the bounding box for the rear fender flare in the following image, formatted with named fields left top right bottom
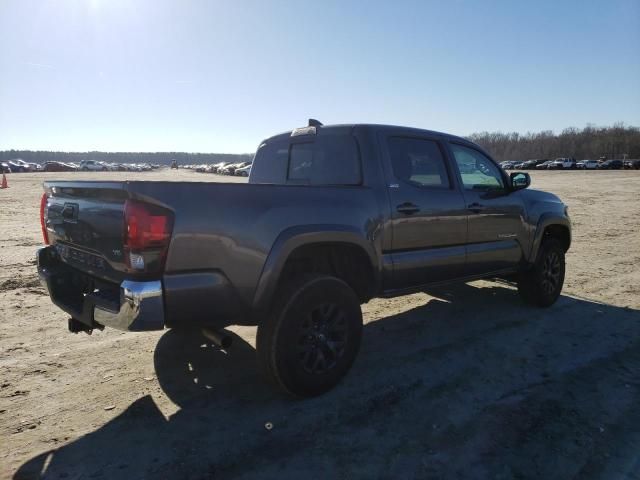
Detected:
left=251, top=225, right=380, bottom=320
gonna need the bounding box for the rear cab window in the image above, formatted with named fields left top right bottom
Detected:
left=249, top=128, right=362, bottom=185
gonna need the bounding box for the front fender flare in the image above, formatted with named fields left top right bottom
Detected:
left=528, top=213, right=571, bottom=263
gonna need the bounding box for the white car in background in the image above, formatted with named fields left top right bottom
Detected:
left=548, top=158, right=577, bottom=169
left=235, top=164, right=252, bottom=177
left=79, top=160, right=107, bottom=171
left=577, top=160, right=599, bottom=169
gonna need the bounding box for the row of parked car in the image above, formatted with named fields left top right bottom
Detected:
left=183, top=161, right=253, bottom=177
left=1, top=159, right=42, bottom=173
left=500, top=158, right=640, bottom=170
left=1, top=159, right=160, bottom=173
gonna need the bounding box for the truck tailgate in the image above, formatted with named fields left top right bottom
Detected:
left=43, top=182, right=130, bottom=283
left=43, top=180, right=175, bottom=285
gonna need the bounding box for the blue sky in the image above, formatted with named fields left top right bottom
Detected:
left=1, top=0, right=638, bottom=153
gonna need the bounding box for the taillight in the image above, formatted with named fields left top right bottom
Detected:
left=40, top=192, right=49, bottom=244
left=123, top=199, right=173, bottom=273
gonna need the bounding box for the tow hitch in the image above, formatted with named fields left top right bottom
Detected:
left=68, top=317, right=104, bottom=335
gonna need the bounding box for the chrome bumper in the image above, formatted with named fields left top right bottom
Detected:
left=93, top=280, right=165, bottom=331
left=37, top=246, right=165, bottom=331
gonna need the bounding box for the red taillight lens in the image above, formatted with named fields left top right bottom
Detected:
left=40, top=193, right=49, bottom=244
left=123, top=199, right=173, bottom=272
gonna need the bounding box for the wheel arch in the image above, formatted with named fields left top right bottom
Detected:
left=529, top=214, right=571, bottom=262
left=251, top=225, right=381, bottom=320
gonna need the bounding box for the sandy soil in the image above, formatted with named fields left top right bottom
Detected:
left=1, top=169, right=639, bottom=480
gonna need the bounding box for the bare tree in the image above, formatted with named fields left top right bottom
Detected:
left=468, top=124, right=640, bottom=161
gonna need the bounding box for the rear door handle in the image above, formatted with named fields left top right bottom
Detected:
left=396, top=202, right=420, bottom=215
left=468, top=202, right=485, bottom=213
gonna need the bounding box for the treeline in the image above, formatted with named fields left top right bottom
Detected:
left=468, top=123, right=640, bottom=162
left=0, top=150, right=253, bottom=166
left=3, top=124, right=639, bottom=165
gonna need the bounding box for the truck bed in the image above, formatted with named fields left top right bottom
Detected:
left=42, top=180, right=380, bottom=328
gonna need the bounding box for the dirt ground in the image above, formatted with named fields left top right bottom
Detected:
left=1, top=169, right=639, bottom=480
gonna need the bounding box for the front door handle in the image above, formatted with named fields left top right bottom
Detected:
left=468, top=202, right=485, bottom=213
left=397, top=202, right=420, bottom=215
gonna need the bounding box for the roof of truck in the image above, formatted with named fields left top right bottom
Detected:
left=264, top=123, right=471, bottom=145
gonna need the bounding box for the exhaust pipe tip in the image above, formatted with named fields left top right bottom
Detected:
left=202, top=328, right=233, bottom=349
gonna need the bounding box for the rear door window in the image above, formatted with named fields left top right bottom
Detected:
left=387, top=137, right=450, bottom=188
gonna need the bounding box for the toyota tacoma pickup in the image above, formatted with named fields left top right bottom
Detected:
left=37, top=121, right=571, bottom=397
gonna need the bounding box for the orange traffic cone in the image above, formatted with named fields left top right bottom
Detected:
left=0, top=173, right=7, bottom=189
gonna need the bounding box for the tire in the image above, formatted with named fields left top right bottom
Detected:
left=256, top=274, right=363, bottom=397
left=517, top=238, right=565, bottom=307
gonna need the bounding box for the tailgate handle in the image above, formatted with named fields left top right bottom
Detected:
left=62, top=203, right=78, bottom=220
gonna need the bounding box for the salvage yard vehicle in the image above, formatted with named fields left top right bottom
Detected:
left=536, top=160, right=553, bottom=169
left=577, top=160, right=599, bottom=169
left=624, top=159, right=640, bottom=169
left=79, top=160, right=107, bottom=171
left=599, top=159, right=623, bottom=170
left=207, top=162, right=227, bottom=173
left=37, top=121, right=571, bottom=397
left=235, top=163, right=252, bottom=176
left=7, top=160, right=31, bottom=172
left=548, top=158, right=576, bottom=169
left=42, top=161, right=77, bottom=172
left=220, top=162, right=249, bottom=175
left=500, top=161, right=518, bottom=169
left=522, top=159, right=545, bottom=169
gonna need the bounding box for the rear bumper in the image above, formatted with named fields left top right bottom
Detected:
left=37, top=246, right=165, bottom=331
left=93, top=280, right=164, bottom=331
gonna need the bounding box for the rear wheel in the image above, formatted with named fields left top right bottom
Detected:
left=518, top=238, right=565, bottom=307
left=256, top=274, right=363, bottom=397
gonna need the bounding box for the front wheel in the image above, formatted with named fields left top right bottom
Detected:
left=256, top=274, right=363, bottom=397
left=517, top=238, right=565, bottom=307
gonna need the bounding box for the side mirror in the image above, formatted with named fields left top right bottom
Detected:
left=510, top=172, right=530, bottom=191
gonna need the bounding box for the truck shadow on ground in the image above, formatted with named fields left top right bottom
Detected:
left=14, top=283, right=640, bottom=479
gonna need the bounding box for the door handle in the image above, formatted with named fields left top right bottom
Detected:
left=468, top=202, right=485, bottom=213
left=396, top=202, right=420, bottom=215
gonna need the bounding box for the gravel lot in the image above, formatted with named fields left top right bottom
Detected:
left=1, top=169, right=639, bottom=480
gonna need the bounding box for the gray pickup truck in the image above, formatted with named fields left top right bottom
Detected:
left=37, top=121, right=571, bottom=396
